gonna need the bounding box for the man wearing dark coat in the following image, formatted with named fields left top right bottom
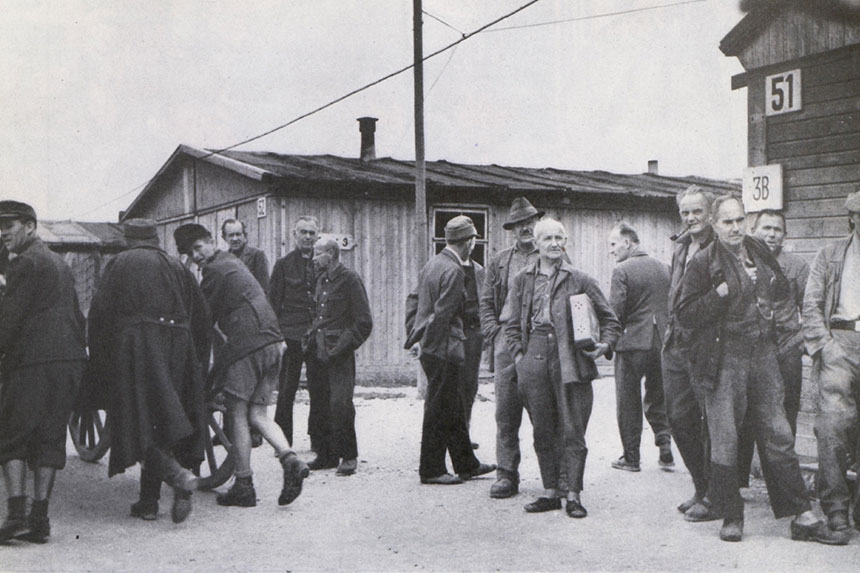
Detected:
left=608, top=222, right=673, bottom=472
left=406, top=215, right=495, bottom=485
left=479, top=197, right=543, bottom=499
left=222, top=218, right=269, bottom=292
left=505, top=218, right=621, bottom=518
left=677, top=195, right=842, bottom=544
left=269, top=216, right=323, bottom=451
left=86, top=219, right=210, bottom=524
left=176, top=223, right=308, bottom=508
left=0, top=201, right=87, bottom=543
left=303, top=238, right=373, bottom=475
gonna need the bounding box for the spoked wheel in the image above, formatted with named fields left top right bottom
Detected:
left=69, top=409, right=111, bottom=463
left=196, top=406, right=235, bottom=490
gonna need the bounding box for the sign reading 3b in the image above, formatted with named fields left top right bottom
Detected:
left=743, top=164, right=783, bottom=213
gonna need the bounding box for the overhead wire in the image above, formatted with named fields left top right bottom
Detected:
left=422, top=9, right=466, bottom=36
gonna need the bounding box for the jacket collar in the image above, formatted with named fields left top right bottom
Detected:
left=320, top=261, right=345, bottom=280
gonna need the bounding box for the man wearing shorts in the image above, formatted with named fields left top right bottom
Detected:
left=175, top=223, right=309, bottom=508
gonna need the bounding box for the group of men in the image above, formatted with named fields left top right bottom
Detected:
left=0, top=204, right=372, bottom=543
left=2, top=186, right=859, bottom=547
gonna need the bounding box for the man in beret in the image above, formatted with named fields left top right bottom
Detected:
left=0, top=201, right=87, bottom=543
left=406, top=215, right=495, bottom=485
left=479, top=197, right=544, bottom=498
left=175, top=223, right=309, bottom=507
left=87, top=218, right=211, bottom=524
left=302, top=238, right=372, bottom=475
left=803, top=189, right=860, bottom=537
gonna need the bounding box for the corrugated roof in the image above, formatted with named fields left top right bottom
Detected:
left=38, top=220, right=125, bottom=249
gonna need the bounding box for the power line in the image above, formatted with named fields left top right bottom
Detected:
left=486, top=0, right=706, bottom=32
left=422, top=9, right=465, bottom=36
left=427, top=44, right=459, bottom=96
left=77, top=181, right=151, bottom=219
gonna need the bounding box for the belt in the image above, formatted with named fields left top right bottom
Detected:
left=831, top=319, right=860, bottom=332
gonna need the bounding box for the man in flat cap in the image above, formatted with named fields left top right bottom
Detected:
left=0, top=201, right=87, bottom=543
left=803, top=189, right=860, bottom=537
left=406, top=215, right=495, bottom=485
left=175, top=223, right=308, bottom=507
left=302, top=238, right=372, bottom=475
left=479, top=197, right=543, bottom=498
left=86, top=218, right=211, bottom=524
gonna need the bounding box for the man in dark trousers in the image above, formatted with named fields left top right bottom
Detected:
left=406, top=215, right=495, bottom=485
left=222, top=218, right=269, bottom=291
left=176, top=223, right=309, bottom=508
left=737, top=209, right=809, bottom=487
left=608, top=222, right=673, bottom=472
left=0, top=201, right=87, bottom=543
left=677, top=195, right=842, bottom=544
left=479, top=197, right=543, bottom=499
left=803, top=190, right=860, bottom=537
left=269, top=216, right=322, bottom=452
left=87, top=219, right=210, bottom=524
left=662, top=185, right=718, bottom=522
left=505, top=218, right=621, bottom=518
left=303, top=238, right=372, bottom=475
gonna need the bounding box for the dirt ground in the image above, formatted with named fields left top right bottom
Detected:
left=1, top=377, right=858, bottom=572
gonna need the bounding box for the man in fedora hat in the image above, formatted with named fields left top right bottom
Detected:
left=86, top=218, right=211, bottom=524
left=0, top=201, right=87, bottom=543
left=803, top=188, right=860, bottom=538
left=406, top=215, right=496, bottom=485
left=479, top=197, right=543, bottom=498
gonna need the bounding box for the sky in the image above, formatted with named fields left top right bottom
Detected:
left=0, top=0, right=748, bottom=222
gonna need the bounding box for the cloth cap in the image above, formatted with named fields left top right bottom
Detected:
left=845, top=189, right=860, bottom=213
left=503, top=197, right=544, bottom=230
left=122, top=218, right=160, bottom=248
left=0, top=200, right=37, bottom=223
left=174, top=223, right=211, bottom=255
left=445, top=215, right=478, bottom=242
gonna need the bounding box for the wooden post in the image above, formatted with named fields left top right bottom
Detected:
left=413, top=0, right=427, bottom=270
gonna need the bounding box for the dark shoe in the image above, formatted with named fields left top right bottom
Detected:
left=458, top=462, right=496, bottom=481
left=490, top=477, right=518, bottom=499
left=251, top=431, right=263, bottom=448
left=827, top=510, right=850, bottom=532
left=565, top=498, right=588, bottom=518
left=685, top=500, right=721, bottom=522
left=677, top=496, right=698, bottom=513
left=171, top=490, right=193, bottom=524
left=0, top=496, right=28, bottom=542
left=720, top=518, right=744, bottom=542
left=421, top=473, right=464, bottom=485
left=658, top=444, right=675, bottom=469
left=790, top=519, right=850, bottom=546
left=611, top=456, right=641, bottom=473
left=524, top=497, right=562, bottom=513
left=217, top=477, right=257, bottom=507
left=130, top=499, right=159, bottom=521
left=307, top=454, right=339, bottom=471
left=336, top=458, right=357, bottom=476
left=279, top=452, right=310, bottom=506
left=17, top=516, right=50, bottom=544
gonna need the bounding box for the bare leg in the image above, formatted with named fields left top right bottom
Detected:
left=226, top=396, right=253, bottom=477
left=248, top=403, right=292, bottom=457
left=2, top=460, right=26, bottom=497
left=33, top=467, right=57, bottom=501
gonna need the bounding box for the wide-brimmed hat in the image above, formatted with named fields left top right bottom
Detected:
left=846, top=189, right=860, bottom=213
left=173, top=223, right=211, bottom=255
left=503, top=197, right=544, bottom=230
left=0, top=200, right=37, bottom=223
left=445, top=215, right=478, bottom=242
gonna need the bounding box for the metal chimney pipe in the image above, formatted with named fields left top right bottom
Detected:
left=648, top=160, right=659, bottom=175
left=358, top=117, right=378, bottom=162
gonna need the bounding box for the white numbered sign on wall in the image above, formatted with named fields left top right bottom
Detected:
left=742, top=164, right=783, bottom=213
left=765, top=69, right=802, bottom=116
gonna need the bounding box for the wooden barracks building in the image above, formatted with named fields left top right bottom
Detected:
left=720, top=0, right=860, bottom=457
left=119, top=121, right=736, bottom=382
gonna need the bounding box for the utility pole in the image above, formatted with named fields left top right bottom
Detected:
left=413, top=0, right=428, bottom=268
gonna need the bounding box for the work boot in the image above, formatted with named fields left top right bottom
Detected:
left=611, top=455, right=641, bottom=472
left=18, top=500, right=50, bottom=544
left=279, top=452, right=310, bottom=506
left=720, top=518, right=744, bottom=542
left=658, top=443, right=675, bottom=469
left=130, top=498, right=159, bottom=521
left=307, top=453, right=338, bottom=471
left=217, top=476, right=257, bottom=507
left=490, top=477, right=518, bottom=499
left=336, top=458, right=358, bottom=476
left=0, top=496, right=28, bottom=542
left=171, top=490, right=193, bottom=524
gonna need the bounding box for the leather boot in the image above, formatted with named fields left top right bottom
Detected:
left=217, top=476, right=256, bottom=507
left=0, top=496, right=28, bottom=542
left=279, top=452, right=310, bottom=506
left=18, top=500, right=50, bottom=543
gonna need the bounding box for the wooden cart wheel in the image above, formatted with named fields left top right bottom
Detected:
left=196, top=407, right=235, bottom=490
left=69, top=409, right=110, bottom=463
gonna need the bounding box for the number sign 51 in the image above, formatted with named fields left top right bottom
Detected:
left=765, top=69, right=801, bottom=116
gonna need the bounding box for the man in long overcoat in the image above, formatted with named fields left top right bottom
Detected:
left=504, top=218, right=620, bottom=518
left=0, top=201, right=87, bottom=543
left=87, top=219, right=210, bottom=524
left=406, top=215, right=495, bottom=485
